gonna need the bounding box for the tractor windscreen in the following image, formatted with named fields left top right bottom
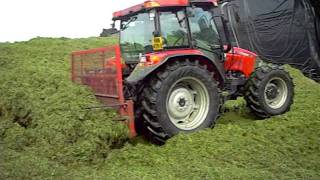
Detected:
left=120, top=13, right=155, bottom=64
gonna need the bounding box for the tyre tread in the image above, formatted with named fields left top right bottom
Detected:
left=139, top=60, right=222, bottom=144
left=244, top=64, right=294, bottom=119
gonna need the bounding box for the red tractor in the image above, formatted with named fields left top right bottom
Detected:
left=72, top=0, right=294, bottom=144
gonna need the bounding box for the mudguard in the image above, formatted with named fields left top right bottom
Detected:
left=125, top=50, right=226, bottom=85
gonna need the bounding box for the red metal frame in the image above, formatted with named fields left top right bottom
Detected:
left=113, top=0, right=219, bottom=19
left=71, top=46, right=137, bottom=137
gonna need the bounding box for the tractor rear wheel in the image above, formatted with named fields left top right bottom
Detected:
left=139, top=60, right=221, bottom=144
left=245, top=65, right=294, bottom=119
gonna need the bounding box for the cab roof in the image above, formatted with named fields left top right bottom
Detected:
left=112, top=0, right=219, bottom=20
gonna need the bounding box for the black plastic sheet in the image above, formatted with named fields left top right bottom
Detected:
left=218, top=0, right=320, bottom=82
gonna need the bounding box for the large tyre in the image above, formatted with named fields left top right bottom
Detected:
left=139, top=60, right=221, bottom=144
left=245, top=65, right=294, bottom=119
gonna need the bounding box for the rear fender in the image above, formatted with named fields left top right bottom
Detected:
left=126, top=54, right=225, bottom=86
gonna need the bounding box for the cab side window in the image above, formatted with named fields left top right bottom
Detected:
left=188, top=6, right=221, bottom=50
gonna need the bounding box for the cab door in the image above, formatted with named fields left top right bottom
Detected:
left=187, top=6, right=223, bottom=62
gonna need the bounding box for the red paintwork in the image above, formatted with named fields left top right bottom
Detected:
left=113, top=4, right=144, bottom=19
left=72, top=47, right=110, bottom=56
left=113, top=0, right=219, bottom=19
left=71, top=46, right=136, bottom=137
left=224, top=47, right=257, bottom=77
left=150, top=0, right=189, bottom=6
left=143, top=49, right=205, bottom=66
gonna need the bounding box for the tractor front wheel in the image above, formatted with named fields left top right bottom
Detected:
left=245, top=65, right=294, bottom=119
left=139, top=60, right=221, bottom=144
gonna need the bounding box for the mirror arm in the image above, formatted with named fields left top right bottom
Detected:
left=220, top=2, right=232, bottom=53
left=221, top=16, right=232, bottom=53
left=111, top=21, right=116, bottom=29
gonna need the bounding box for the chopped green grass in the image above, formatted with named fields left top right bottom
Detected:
left=0, top=37, right=128, bottom=179
left=0, top=38, right=319, bottom=179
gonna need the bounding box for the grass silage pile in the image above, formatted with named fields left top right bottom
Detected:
left=0, top=37, right=129, bottom=178
left=0, top=37, right=320, bottom=179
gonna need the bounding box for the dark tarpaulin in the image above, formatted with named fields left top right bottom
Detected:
left=310, top=0, right=320, bottom=17
left=218, top=0, right=320, bottom=82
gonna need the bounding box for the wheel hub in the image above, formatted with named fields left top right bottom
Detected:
left=178, top=98, right=186, bottom=107
left=168, top=88, right=194, bottom=119
left=264, top=77, right=289, bottom=109
left=166, top=77, right=210, bottom=131
left=266, top=83, right=279, bottom=100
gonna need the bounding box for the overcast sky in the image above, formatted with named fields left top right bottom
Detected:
left=0, top=0, right=142, bottom=42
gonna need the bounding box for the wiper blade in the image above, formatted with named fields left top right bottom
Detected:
left=121, top=17, right=138, bottom=30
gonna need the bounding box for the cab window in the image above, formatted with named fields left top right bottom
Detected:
left=188, top=6, right=221, bottom=51
left=159, top=9, right=189, bottom=48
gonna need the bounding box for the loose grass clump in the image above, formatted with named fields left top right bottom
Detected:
left=0, top=37, right=129, bottom=178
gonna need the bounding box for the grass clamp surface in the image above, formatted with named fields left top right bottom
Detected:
left=0, top=37, right=319, bottom=179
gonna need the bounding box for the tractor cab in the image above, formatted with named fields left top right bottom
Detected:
left=113, top=0, right=225, bottom=66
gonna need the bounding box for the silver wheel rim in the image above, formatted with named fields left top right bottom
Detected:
left=166, top=77, right=210, bottom=131
left=264, top=77, right=288, bottom=109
